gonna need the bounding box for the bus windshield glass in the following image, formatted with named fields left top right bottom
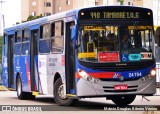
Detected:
left=77, top=25, right=154, bottom=63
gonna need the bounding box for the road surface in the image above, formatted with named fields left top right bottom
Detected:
left=1, top=90, right=160, bottom=114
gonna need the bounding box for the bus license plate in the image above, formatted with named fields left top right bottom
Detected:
left=114, top=85, right=128, bottom=90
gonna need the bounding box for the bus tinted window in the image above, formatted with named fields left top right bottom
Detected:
left=15, top=44, right=21, bottom=55
left=22, top=29, right=29, bottom=41
left=78, top=26, right=118, bottom=53
left=40, top=24, right=50, bottom=39
left=3, top=35, right=7, bottom=57
left=22, top=29, right=30, bottom=55
left=3, top=35, right=6, bottom=45
left=39, top=39, right=50, bottom=53
left=51, top=21, right=64, bottom=53
left=15, top=31, right=22, bottom=43
left=39, top=24, right=50, bottom=54
left=15, top=31, right=21, bottom=55
left=77, top=25, right=153, bottom=62
left=51, top=23, right=55, bottom=37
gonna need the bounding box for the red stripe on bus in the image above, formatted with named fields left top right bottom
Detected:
left=75, top=72, right=115, bottom=79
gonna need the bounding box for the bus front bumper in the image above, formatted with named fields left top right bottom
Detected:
left=77, top=76, right=156, bottom=97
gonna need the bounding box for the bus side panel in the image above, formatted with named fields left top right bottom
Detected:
left=47, top=54, right=65, bottom=95
left=34, top=55, right=40, bottom=92
left=2, top=36, right=9, bottom=88
left=38, top=54, right=65, bottom=95
left=38, top=55, right=48, bottom=94
left=14, top=56, right=31, bottom=92
left=2, top=57, right=8, bottom=87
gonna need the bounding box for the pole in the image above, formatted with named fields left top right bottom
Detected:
left=0, top=0, right=5, bottom=36
left=0, top=1, right=2, bottom=36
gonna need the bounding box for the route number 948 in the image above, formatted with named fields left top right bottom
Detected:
left=129, top=72, right=142, bottom=77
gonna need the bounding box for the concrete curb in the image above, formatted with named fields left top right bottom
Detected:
left=0, top=86, right=8, bottom=91
left=0, top=82, right=8, bottom=91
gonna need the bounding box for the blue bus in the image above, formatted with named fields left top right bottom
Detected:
left=2, top=6, right=156, bottom=106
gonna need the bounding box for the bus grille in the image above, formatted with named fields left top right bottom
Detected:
left=92, top=66, right=146, bottom=71
left=100, top=78, right=139, bottom=81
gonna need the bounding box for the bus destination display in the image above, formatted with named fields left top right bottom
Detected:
left=79, top=9, right=152, bottom=20
left=89, top=12, right=140, bottom=19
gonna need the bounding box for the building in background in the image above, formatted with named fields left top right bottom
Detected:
left=21, top=0, right=29, bottom=21
left=132, top=0, right=160, bottom=26
left=21, top=0, right=53, bottom=21
left=21, top=0, right=135, bottom=21
left=133, top=0, right=153, bottom=10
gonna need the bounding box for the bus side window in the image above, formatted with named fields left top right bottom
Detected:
left=22, top=29, right=30, bottom=55
left=51, top=21, right=64, bottom=53
left=14, top=31, right=22, bottom=55
left=39, top=24, right=50, bottom=54
left=51, top=23, right=55, bottom=37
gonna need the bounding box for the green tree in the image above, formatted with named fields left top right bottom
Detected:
left=120, top=0, right=124, bottom=5
left=16, top=22, right=20, bottom=25
left=26, top=14, right=43, bottom=22
left=18, top=14, right=43, bottom=24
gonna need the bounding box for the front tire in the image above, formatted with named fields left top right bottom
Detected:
left=54, top=78, right=77, bottom=105
left=111, top=95, right=136, bottom=106
left=16, top=77, right=35, bottom=100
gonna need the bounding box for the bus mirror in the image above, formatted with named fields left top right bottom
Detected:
left=71, top=26, right=76, bottom=40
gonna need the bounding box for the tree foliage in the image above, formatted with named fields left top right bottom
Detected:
left=22, top=14, right=43, bottom=23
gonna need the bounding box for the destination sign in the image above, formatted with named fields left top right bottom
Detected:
left=89, top=12, right=139, bottom=19
left=79, top=7, right=152, bottom=20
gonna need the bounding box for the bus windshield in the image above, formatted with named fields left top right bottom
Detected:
left=77, top=25, right=154, bottom=63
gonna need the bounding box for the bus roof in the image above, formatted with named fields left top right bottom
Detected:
left=4, top=8, right=80, bottom=33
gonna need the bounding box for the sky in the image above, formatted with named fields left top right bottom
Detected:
left=1, top=0, right=21, bottom=28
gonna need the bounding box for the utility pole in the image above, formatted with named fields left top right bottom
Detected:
left=0, top=0, right=5, bottom=82
left=0, top=0, right=5, bottom=36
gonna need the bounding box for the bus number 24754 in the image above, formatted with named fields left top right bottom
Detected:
left=129, top=72, right=142, bottom=77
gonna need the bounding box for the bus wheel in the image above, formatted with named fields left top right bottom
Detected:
left=54, top=78, right=77, bottom=105
left=17, top=77, right=35, bottom=100
left=17, top=77, right=26, bottom=99
left=111, top=95, right=136, bottom=106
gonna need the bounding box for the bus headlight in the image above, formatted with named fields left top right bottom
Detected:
left=78, top=69, right=88, bottom=78
left=78, top=69, right=100, bottom=83
left=86, top=76, right=92, bottom=81
left=141, top=76, right=150, bottom=81
left=94, top=78, right=100, bottom=83
left=150, top=69, right=156, bottom=76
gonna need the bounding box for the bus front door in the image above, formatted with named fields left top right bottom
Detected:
left=65, top=22, right=76, bottom=95
left=30, top=30, right=39, bottom=91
